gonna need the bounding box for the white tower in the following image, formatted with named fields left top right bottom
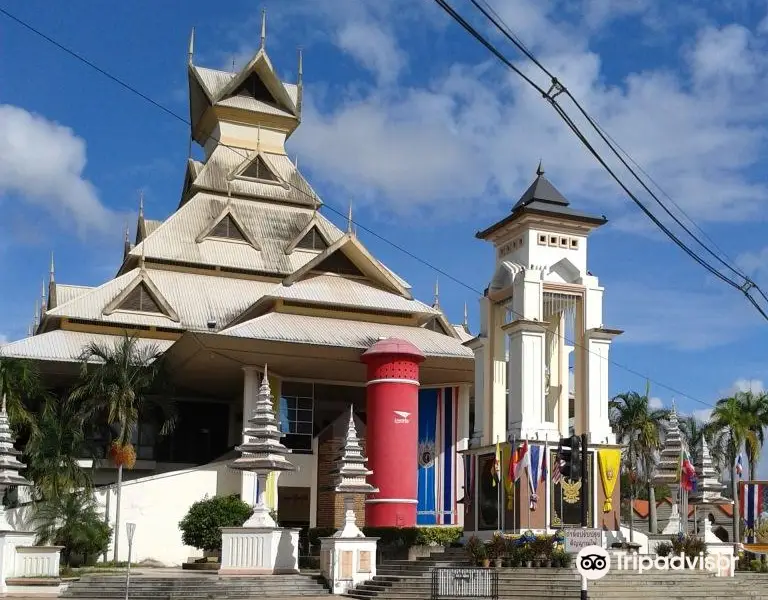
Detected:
left=473, top=165, right=619, bottom=445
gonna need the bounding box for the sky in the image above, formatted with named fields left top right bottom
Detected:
left=1, top=1, right=768, bottom=468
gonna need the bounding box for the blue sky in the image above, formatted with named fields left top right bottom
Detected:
left=1, top=1, right=768, bottom=438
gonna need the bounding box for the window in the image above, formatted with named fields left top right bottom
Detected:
left=118, top=283, right=162, bottom=314
left=295, top=227, right=328, bottom=251
left=559, top=237, right=568, bottom=248
left=209, top=215, right=247, bottom=242
left=240, top=156, right=278, bottom=182
left=538, top=233, right=547, bottom=245
left=570, top=238, right=579, bottom=249
left=549, top=235, right=558, bottom=246
left=311, top=251, right=364, bottom=276
left=279, top=382, right=314, bottom=452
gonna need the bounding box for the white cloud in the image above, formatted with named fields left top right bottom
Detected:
left=648, top=396, right=664, bottom=409
left=289, top=2, right=768, bottom=226
left=0, top=105, right=115, bottom=235
left=692, top=408, right=712, bottom=422
left=730, top=378, right=765, bottom=394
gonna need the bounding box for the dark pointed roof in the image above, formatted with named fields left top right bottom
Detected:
left=476, top=165, right=607, bottom=240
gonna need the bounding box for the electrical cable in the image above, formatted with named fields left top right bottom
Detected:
left=0, top=5, right=729, bottom=408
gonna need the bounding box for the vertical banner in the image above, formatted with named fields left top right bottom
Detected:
left=740, top=481, right=763, bottom=543
left=417, top=388, right=438, bottom=525
left=442, top=386, right=455, bottom=525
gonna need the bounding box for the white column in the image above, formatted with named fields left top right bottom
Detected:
left=469, top=339, right=486, bottom=446
left=560, top=345, right=573, bottom=437
left=489, top=304, right=507, bottom=445
left=240, top=366, right=260, bottom=504
left=505, top=320, right=559, bottom=440
left=457, top=384, right=471, bottom=451
left=585, top=330, right=618, bottom=444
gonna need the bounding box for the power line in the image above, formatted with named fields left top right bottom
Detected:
left=461, top=0, right=765, bottom=309
left=0, top=6, right=725, bottom=409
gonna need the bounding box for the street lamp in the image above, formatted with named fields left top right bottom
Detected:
left=124, top=523, right=136, bottom=600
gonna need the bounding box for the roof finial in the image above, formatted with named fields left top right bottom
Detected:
left=138, top=190, right=144, bottom=219
left=49, top=251, right=55, bottom=284
left=297, top=47, right=304, bottom=115
left=463, top=301, right=469, bottom=329
left=536, top=159, right=544, bottom=177
left=232, top=57, right=236, bottom=73
left=294, top=154, right=299, bottom=169
left=33, top=299, right=39, bottom=331
left=347, top=202, right=353, bottom=235
left=260, top=8, right=267, bottom=51
left=40, top=280, right=46, bottom=313
left=188, top=27, right=195, bottom=64
left=433, top=278, right=440, bottom=309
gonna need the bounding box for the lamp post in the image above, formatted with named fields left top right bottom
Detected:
left=124, top=522, right=136, bottom=600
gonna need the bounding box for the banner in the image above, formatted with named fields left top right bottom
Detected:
left=740, top=482, right=764, bottom=543
left=598, top=449, right=621, bottom=512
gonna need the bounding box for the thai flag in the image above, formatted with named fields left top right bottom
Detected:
left=740, top=482, right=763, bottom=543
left=681, top=449, right=697, bottom=492
left=736, top=454, right=743, bottom=479
left=552, top=444, right=564, bottom=484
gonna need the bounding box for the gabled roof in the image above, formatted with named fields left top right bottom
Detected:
left=45, top=268, right=275, bottom=332
left=102, top=270, right=180, bottom=322
left=219, top=312, right=474, bottom=359
left=54, top=284, right=93, bottom=307
left=283, top=235, right=412, bottom=299
left=127, top=193, right=343, bottom=277
left=190, top=146, right=319, bottom=208
left=284, top=216, right=330, bottom=254
left=195, top=201, right=261, bottom=250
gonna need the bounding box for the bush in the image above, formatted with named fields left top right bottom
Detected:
left=670, top=534, right=706, bottom=561
left=307, top=526, right=462, bottom=550
left=464, top=536, right=486, bottom=564
left=655, top=542, right=673, bottom=557
left=34, top=492, right=112, bottom=567
left=179, top=495, right=253, bottom=553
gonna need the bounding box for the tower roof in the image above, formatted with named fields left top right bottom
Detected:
left=476, top=165, right=607, bottom=240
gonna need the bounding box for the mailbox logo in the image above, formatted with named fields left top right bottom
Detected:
left=393, top=411, right=411, bottom=424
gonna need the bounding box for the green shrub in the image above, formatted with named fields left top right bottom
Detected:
left=178, top=495, right=253, bottom=553
left=551, top=548, right=571, bottom=567
left=307, top=526, right=462, bottom=550
left=670, top=534, right=706, bottom=560
left=464, top=536, right=486, bottom=564
left=749, top=559, right=762, bottom=572
left=655, top=541, right=673, bottom=557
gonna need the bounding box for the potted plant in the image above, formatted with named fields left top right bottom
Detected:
left=531, top=535, right=553, bottom=567
left=519, top=544, right=535, bottom=568
left=464, top=536, right=485, bottom=566
left=490, top=534, right=506, bottom=568
left=505, top=540, right=521, bottom=567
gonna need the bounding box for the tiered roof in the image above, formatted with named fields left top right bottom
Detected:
left=691, top=436, right=727, bottom=504
left=654, top=404, right=684, bottom=487
left=0, top=395, right=31, bottom=529
left=331, top=406, right=378, bottom=496
left=1, top=24, right=473, bottom=366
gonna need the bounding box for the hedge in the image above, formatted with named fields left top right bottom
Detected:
left=308, top=526, right=462, bottom=549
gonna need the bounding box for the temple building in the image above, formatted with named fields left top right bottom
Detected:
left=463, top=164, right=623, bottom=536
left=0, top=23, right=473, bottom=535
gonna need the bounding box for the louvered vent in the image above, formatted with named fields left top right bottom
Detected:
left=118, top=283, right=163, bottom=314
left=311, top=252, right=364, bottom=276
left=295, top=227, right=328, bottom=251
left=209, top=215, right=247, bottom=241
left=233, top=72, right=277, bottom=105
left=241, top=156, right=278, bottom=182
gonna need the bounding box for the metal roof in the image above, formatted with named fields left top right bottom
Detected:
left=215, top=95, right=296, bottom=118
left=55, top=284, right=93, bottom=306
left=129, top=193, right=343, bottom=276
left=220, top=312, right=474, bottom=359
left=267, top=274, right=438, bottom=315
left=0, top=330, right=173, bottom=363
left=46, top=268, right=276, bottom=331
left=512, top=173, right=569, bottom=210
left=144, top=219, right=162, bottom=236
left=192, top=146, right=319, bottom=207
left=452, top=324, right=475, bottom=343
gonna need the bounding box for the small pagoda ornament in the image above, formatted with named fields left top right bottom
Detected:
left=0, top=394, right=32, bottom=530
left=321, top=406, right=380, bottom=594
left=229, top=366, right=295, bottom=527
left=691, top=436, right=727, bottom=505
left=653, top=402, right=684, bottom=534
left=330, top=406, right=379, bottom=538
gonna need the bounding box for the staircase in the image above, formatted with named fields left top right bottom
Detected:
left=345, top=548, right=582, bottom=600
left=61, top=573, right=330, bottom=599
left=590, top=569, right=768, bottom=599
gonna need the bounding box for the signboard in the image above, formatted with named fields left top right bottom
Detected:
left=563, top=528, right=602, bottom=553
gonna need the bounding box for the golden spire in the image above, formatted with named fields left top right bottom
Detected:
left=260, top=8, right=267, bottom=50
left=188, top=27, right=195, bottom=64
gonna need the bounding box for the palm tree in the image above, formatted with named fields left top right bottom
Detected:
left=24, top=396, right=95, bottom=501
left=708, top=395, right=759, bottom=545
left=679, top=415, right=707, bottom=466
left=69, top=334, right=172, bottom=562
left=0, top=357, right=44, bottom=432
left=610, top=390, right=669, bottom=540
left=734, top=390, right=768, bottom=480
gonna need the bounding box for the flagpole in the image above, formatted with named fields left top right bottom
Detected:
left=527, top=437, right=531, bottom=531
left=496, top=436, right=501, bottom=534
left=512, top=435, right=517, bottom=533
left=544, top=434, right=549, bottom=532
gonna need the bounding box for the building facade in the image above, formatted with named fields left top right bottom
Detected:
left=0, top=28, right=473, bottom=533
left=463, top=165, right=622, bottom=536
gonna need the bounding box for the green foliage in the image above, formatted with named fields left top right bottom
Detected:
left=464, top=536, right=486, bottom=563
left=670, top=534, right=706, bottom=559
left=34, top=492, right=112, bottom=567
left=178, top=495, right=253, bottom=553
left=529, top=535, right=554, bottom=559
left=655, top=541, right=673, bottom=557
left=308, top=526, right=463, bottom=550
left=551, top=548, right=571, bottom=567
left=0, top=357, right=45, bottom=434
left=488, top=533, right=506, bottom=559
left=24, top=397, right=95, bottom=501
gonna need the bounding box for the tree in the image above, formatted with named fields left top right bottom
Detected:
left=679, top=415, right=708, bottom=467
left=24, top=396, right=96, bottom=500
left=610, top=390, right=668, bottom=540
left=708, top=395, right=759, bottom=546
left=0, top=357, right=44, bottom=433
left=179, top=495, right=253, bottom=554
left=734, top=390, right=768, bottom=480
left=69, top=334, right=173, bottom=562
left=34, top=492, right=112, bottom=567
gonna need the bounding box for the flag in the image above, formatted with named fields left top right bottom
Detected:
left=736, top=454, right=744, bottom=479
left=528, top=445, right=543, bottom=510
left=491, top=439, right=501, bottom=487
left=552, top=442, right=564, bottom=484
left=540, top=448, right=548, bottom=485
left=512, top=440, right=530, bottom=482
left=462, top=455, right=474, bottom=512
left=740, top=482, right=763, bottom=543
left=681, top=448, right=696, bottom=492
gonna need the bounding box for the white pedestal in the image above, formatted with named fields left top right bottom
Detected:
left=320, top=537, right=378, bottom=595
left=0, top=531, right=63, bottom=594
left=661, top=503, right=681, bottom=535
left=219, top=527, right=300, bottom=575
